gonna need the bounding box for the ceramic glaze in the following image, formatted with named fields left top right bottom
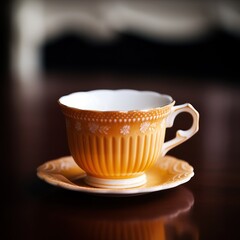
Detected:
left=59, top=89, right=199, bottom=189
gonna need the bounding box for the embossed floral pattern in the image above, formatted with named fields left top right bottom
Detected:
left=120, top=125, right=130, bottom=135
left=149, top=122, right=157, bottom=131
left=88, top=122, right=110, bottom=135
left=75, top=121, right=82, bottom=131
left=74, top=120, right=160, bottom=135
left=140, top=122, right=151, bottom=133
left=88, top=123, right=99, bottom=133
left=98, top=126, right=110, bottom=135
left=140, top=121, right=158, bottom=133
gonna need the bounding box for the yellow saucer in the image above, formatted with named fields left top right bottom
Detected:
left=37, top=155, right=194, bottom=196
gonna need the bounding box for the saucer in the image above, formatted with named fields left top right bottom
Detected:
left=37, top=155, right=194, bottom=196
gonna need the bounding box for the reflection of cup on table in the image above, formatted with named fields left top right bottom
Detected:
left=59, top=89, right=199, bottom=189
left=38, top=187, right=198, bottom=240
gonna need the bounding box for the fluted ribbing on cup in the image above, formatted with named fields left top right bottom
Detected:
left=68, top=131, right=164, bottom=178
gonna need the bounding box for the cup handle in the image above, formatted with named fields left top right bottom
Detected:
left=161, top=103, right=199, bottom=156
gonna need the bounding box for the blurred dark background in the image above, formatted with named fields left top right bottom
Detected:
left=1, top=0, right=240, bottom=82
left=0, top=1, right=12, bottom=77
left=41, top=30, right=240, bottom=80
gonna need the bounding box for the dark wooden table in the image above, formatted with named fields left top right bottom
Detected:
left=2, top=74, right=240, bottom=239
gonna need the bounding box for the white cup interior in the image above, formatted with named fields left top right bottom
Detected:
left=59, top=89, right=173, bottom=111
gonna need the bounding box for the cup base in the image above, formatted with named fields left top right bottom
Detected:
left=84, top=174, right=147, bottom=189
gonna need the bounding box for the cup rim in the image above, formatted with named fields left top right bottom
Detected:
left=58, top=89, right=175, bottom=113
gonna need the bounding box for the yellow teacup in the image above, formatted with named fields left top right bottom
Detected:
left=59, top=89, right=199, bottom=188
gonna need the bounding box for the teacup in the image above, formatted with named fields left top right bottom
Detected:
left=58, top=89, right=199, bottom=189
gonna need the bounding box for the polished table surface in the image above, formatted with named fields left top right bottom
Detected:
left=2, top=74, right=240, bottom=239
